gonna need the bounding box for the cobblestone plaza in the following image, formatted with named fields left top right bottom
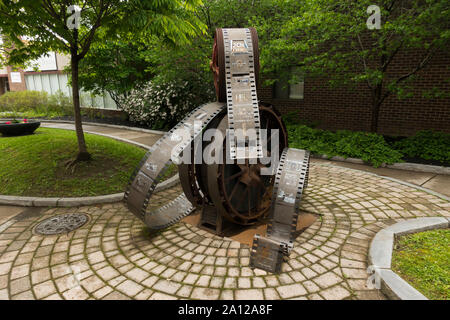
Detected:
left=1, top=162, right=448, bottom=300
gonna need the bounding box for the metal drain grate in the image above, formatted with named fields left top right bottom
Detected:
left=34, top=213, right=89, bottom=235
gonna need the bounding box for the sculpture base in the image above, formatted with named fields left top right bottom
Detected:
left=199, top=203, right=233, bottom=236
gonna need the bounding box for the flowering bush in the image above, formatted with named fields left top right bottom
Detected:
left=119, top=80, right=213, bottom=130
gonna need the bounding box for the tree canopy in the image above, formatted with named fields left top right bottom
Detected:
left=0, top=0, right=205, bottom=66
left=78, top=0, right=277, bottom=111
left=0, top=0, right=206, bottom=160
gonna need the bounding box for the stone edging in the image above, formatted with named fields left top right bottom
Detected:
left=0, top=173, right=180, bottom=207
left=312, top=154, right=450, bottom=175
left=368, top=217, right=450, bottom=300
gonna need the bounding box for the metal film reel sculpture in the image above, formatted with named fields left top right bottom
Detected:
left=125, top=28, right=310, bottom=273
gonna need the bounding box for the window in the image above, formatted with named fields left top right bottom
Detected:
left=273, top=67, right=304, bottom=100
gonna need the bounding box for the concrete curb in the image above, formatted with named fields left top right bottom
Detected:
left=0, top=173, right=180, bottom=207
left=368, top=217, right=449, bottom=300
left=386, top=162, right=450, bottom=175
left=77, top=129, right=152, bottom=150
left=312, top=154, right=450, bottom=175
left=1, top=118, right=167, bottom=135
left=313, top=154, right=365, bottom=165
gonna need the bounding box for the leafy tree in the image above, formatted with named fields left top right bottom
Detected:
left=199, top=0, right=276, bottom=31
left=77, top=0, right=277, bottom=120
left=0, top=0, right=205, bottom=163
left=78, top=38, right=156, bottom=108
left=78, top=33, right=215, bottom=118
left=257, top=0, right=450, bottom=132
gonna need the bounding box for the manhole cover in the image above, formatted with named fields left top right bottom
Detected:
left=34, top=213, right=89, bottom=235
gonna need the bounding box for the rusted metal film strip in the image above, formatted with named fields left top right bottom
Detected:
left=124, top=102, right=225, bottom=230
left=222, top=28, right=263, bottom=160
left=250, top=148, right=310, bottom=273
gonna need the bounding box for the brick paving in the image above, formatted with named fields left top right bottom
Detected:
left=0, top=162, right=449, bottom=300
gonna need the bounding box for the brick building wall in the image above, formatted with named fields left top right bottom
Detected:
left=6, top=66, right=26, bottom=92
left=257, top=49, right=450, bottom=137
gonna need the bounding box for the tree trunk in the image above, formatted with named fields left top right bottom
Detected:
left=71, top=50, right=91, bottom=161
left=370, top=85, right=382, bottom=133
left=370, top=101, right=381, bottom=133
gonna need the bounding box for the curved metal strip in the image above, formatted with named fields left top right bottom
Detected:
left=178, top=108, right=227, bottom=209
left=124, top=102, right=225, bottom=230
left=268, top=148, right=310, bottom=243
left=250, top=147, right=310, bottom=273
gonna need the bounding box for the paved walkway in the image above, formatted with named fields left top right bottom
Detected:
left=0, top=122, right=448, bottom=300
left=42, top=121, right=162, bottom=148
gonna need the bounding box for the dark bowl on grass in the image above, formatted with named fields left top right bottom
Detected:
left=0, top=121, right=41, bottom=136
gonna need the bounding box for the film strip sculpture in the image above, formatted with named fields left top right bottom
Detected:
left=125, top=27, right=310, bottom=273
left=250, top=149, right=310, bottom=273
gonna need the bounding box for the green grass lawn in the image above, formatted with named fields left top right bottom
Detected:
left=392, top=229, right=450, bottom=300
left=0, top=127, right=149, bottom=197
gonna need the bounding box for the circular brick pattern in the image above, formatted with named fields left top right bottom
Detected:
left=0, top=163, right=448, bottom=300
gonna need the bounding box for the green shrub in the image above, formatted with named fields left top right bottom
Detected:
left=0, top=90, right=48, bottom=112
left=287, top=124, right=449, bottom=167
left=287, top=124, right=403, bottom=167
left=287, top=124, right=339, bottom=157
left=334, top=131, right=403, bottom=167
left=0, top=90, right=73, bottom=118
left=393, top=130, right=450, bottom=164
